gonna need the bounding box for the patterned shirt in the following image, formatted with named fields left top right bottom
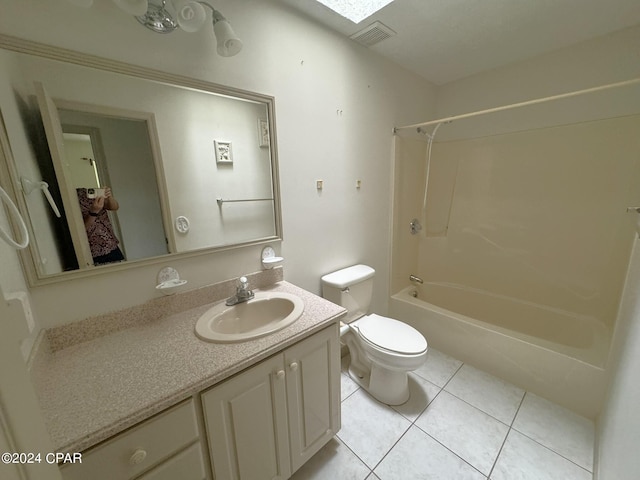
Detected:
left=77, top=188, right=120, bottom=258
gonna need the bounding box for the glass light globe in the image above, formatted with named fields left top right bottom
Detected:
left=174, top=1, right=207, bottom=33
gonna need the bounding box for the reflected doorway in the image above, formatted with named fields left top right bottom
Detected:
left=62, top=127, right=126, bottom=259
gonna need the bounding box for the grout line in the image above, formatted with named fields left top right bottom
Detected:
left=486, top=389, right=528, bottom=479
left=438, top=362, right=526, bottom=427
left=368, top=425, right=413, bottom=475
left=340, top=372, right=361, bottom=402
left=340, top=370, right=439, bottom=476
left=333, top=433, right=374, bottom=479
left=510, top=391, right=528, bottom=427
left=510, top=391, right=593, bottom=473
left=413, top=425, right=490, bottom=478
left=390, top=376, right=447, bottom=424
left=385, top=360, right=487, bottom=478
left=421, top=359, right=525, bottom=427
left=511, top=427, right=594, bottom=474
left=411, top=359, right=525, bottom=479
left=339, top=378, right=402, bottom=477
left=338, top=372, right=373, bottom=477
left=412, top=357, right=464, bottom=391
left=361, top=359, right=444, bottom=458
left=440, top=389, right=514, bottom=427
left=441, top=361, right=465, bottom=389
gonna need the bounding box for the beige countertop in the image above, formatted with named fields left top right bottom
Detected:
left=30, top=279, right=345, bottom=454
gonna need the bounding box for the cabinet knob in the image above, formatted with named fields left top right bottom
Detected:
left=289, top=362, right=298, bottom=371
left=276, top=370, right=285, bottom=379
left=129, top=448, right=147, bottom=465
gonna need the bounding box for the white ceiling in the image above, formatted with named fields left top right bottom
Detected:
left=277, top=0, right=640, bottom=85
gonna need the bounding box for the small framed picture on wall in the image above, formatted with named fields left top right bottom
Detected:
left=258, top=119, right=269, bottom=148
left=214, top=140, right=233, bottom=164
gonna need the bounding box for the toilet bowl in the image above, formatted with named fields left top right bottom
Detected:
left=321, top=265, right=428, bottom=405
left=341, top=314, right=428, bottom=405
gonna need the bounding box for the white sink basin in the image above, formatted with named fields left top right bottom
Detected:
left=195, top=292, right=304, bottom=343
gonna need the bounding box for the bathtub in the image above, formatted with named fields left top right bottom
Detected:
left=389, top=283, right=610, bottom=418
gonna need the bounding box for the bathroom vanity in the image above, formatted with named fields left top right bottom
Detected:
left=29, top=273, right=344, bottom=480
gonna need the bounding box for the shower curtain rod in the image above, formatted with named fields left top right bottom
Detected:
left=394, top=77, right=640, bottom=133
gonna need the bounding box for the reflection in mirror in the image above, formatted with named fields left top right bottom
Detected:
left=59, top=108, right=169, bottom=266
left=0, top=36, right=281, bottom=285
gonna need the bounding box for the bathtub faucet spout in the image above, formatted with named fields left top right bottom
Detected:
left=409, top=274, right=424, bottom=284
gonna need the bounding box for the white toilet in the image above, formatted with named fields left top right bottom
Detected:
left=321, top=265, right=428, bottom=405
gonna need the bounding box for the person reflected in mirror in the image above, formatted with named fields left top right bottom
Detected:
left=77, top=187, right=125, bottom=265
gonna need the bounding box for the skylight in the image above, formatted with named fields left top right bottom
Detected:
left=315, top=0, right=395, bottom=23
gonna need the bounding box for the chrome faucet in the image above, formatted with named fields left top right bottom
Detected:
left=409, top=274, right=424, bottom=284
left=226, top=276, right=254, bottom=306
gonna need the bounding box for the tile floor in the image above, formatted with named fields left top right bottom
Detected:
left=291, top=348, right=595, bottom=480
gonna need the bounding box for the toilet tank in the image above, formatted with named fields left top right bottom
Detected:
left=321, top=265, right=375, bottom=323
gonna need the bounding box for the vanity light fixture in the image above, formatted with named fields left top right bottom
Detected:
left=65, top=0, right=243, bottom=57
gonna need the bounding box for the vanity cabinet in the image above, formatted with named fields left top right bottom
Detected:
left=59, top=323, right=340, bottom=480
left=60, top=399, right=206, bottom=480
left=201, top=323, right=341, bottom=480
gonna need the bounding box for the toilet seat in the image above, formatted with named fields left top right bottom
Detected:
left=356, top=314, right=427, bottom=355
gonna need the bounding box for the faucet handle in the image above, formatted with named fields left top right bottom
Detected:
left=238, top=276, right=249, bottom=288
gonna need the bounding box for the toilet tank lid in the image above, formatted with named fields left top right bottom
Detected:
left=321, top=264, right=375, bottom=289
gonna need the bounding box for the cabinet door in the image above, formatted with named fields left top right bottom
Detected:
left=285, top=324, right=341, bottom=473
left=201, top=355, right=291, bottom=480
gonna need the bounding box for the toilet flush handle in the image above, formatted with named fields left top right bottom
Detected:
left=341, top=287, right=350, bottom=293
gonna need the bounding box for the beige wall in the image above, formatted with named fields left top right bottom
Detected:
left=0, top=0, right=436, bottom=328
left=436, top=26, right=640, bottom=122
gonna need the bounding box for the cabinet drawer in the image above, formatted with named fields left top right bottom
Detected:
left=136, top=443, right=206, bottom=480
left=61, top=400, right=199, bottom=480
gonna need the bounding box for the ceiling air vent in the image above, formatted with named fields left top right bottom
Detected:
left=350, top=21, right=396, bottom=47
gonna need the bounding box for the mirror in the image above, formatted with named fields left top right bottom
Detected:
left=0, top=35, right=282, bottom=284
